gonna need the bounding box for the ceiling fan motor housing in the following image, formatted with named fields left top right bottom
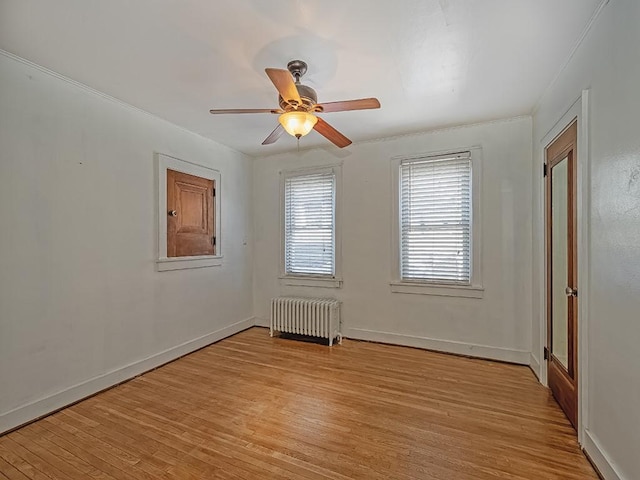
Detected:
left=279, top=83, right=317, bottom=110
left=278, top=59, right=319, bottom=111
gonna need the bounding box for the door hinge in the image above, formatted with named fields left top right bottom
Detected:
left=543, top=163, right=548, bottom=177
left=212, top=236, right=216, bottom=246
left=213, top=188, right=216, bottom=197
left=543, top=347, right=549, bottom=360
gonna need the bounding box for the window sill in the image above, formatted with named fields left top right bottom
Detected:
left=157, top=255, right=223, bottom=272
left=390, top=282, right=484, bottom=298
left=279, top=276, right=343, bottom=288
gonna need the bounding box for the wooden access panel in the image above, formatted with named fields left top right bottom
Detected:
left=167, top=169, right=215, bottom=257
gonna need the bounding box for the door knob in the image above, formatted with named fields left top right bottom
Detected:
left=168, top=210, right=177, bottom=217
left=565, top=287, right=578, bottom=297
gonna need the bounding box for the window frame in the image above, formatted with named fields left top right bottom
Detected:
left=279, top=164, right=342, bottom=288
left=390, top=147, right=483, bottom=298
left=156, top=153, right=222, bottom=272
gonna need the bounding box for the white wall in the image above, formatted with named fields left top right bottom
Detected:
left=0, top=53, right=254, bottom=432
left=253, top=117, right=533, bottom=363
left=532, top=1, right=640, bottom=478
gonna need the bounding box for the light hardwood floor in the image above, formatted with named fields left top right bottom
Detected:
left=0, top=327, right=598, bottom=479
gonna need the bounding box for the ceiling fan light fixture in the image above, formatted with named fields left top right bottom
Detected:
left=209, top=60, right=379, bottom=148
left=278, top=111, right=317, bottom=138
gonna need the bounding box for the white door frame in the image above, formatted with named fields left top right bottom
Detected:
left=538, top=90, right=590, bottom=444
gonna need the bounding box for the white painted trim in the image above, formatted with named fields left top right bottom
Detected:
left=0, top=51, right=530, bottom=161
left=279, top=276, right=343, bottom=288
left=389, top=282, right=484, bottom=298
left=345, top=328, right=530, bottom=365
left=532, top=0, right=610, bottom=114
left=258, top=116, right=531, bottom=160
left=156, top=153, right=222, bottom=271
left=254, top=319, right=527, bottom=364
left=577, top=90, right=591, bottom=445
left=538, top=90, right=590, bottom=444
left=390, top=146, right=483, bottom=293
left=0, top=317, right=255, bottom=435
left=529, top=353, right=541, bottom=380
left=0, top=49, right=243, bottom=158
left=254, top=317, right=270, bottom=328
left=583, top=430, right=625, bottom=480
left=157, top=255, right=222, bottom=271
left=279, top=164, right=343, bottom=283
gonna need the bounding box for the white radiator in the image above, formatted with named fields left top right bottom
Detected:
left=270, top=297, right=342, bottom=346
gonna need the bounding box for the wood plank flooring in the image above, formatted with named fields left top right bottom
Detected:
left=0, top=327, right=598, bottom=479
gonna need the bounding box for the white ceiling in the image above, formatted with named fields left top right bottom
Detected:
left=0, top=0, right=601, bottom=156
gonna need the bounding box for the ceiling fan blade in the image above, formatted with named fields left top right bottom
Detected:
left=262, top=124, right=285, bottom=145
left=317, top=98, right=381, bottom=113
left=313, top=117, right=352, bottom=148
left=209, top=108, right=280, bottom=114
left=265, top=68, right=302, bottom=106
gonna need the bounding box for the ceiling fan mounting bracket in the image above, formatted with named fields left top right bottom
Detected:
left=287, top=59, right=308, bottom=83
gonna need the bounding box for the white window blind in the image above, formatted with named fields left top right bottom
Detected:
left=400, top=152, right=472, bottom=284
left=284, top=171, right=335, bottom=276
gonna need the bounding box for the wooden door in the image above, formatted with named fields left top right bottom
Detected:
left=167, top=169, right=215, bottom=257
left=545, top=121, right=578, bottom=428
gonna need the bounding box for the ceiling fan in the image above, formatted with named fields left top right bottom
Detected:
left=209, top=60, right=380, bottom=148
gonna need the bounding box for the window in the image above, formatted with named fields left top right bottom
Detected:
left=392, top=149, right=482, bottom=298
left=400, top=152, right=471, bottom=283
left=284, top=170, right=336, bottom=277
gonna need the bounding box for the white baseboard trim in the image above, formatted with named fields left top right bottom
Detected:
left=344, top=327, right=530, bottom=364
left=583, top=429, right=625, bottom=480
left=255, top=317, right=270, bottom=328
left=0, top=317, right=255, bottom=434
left=529, top=353, right=541, bottom=380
